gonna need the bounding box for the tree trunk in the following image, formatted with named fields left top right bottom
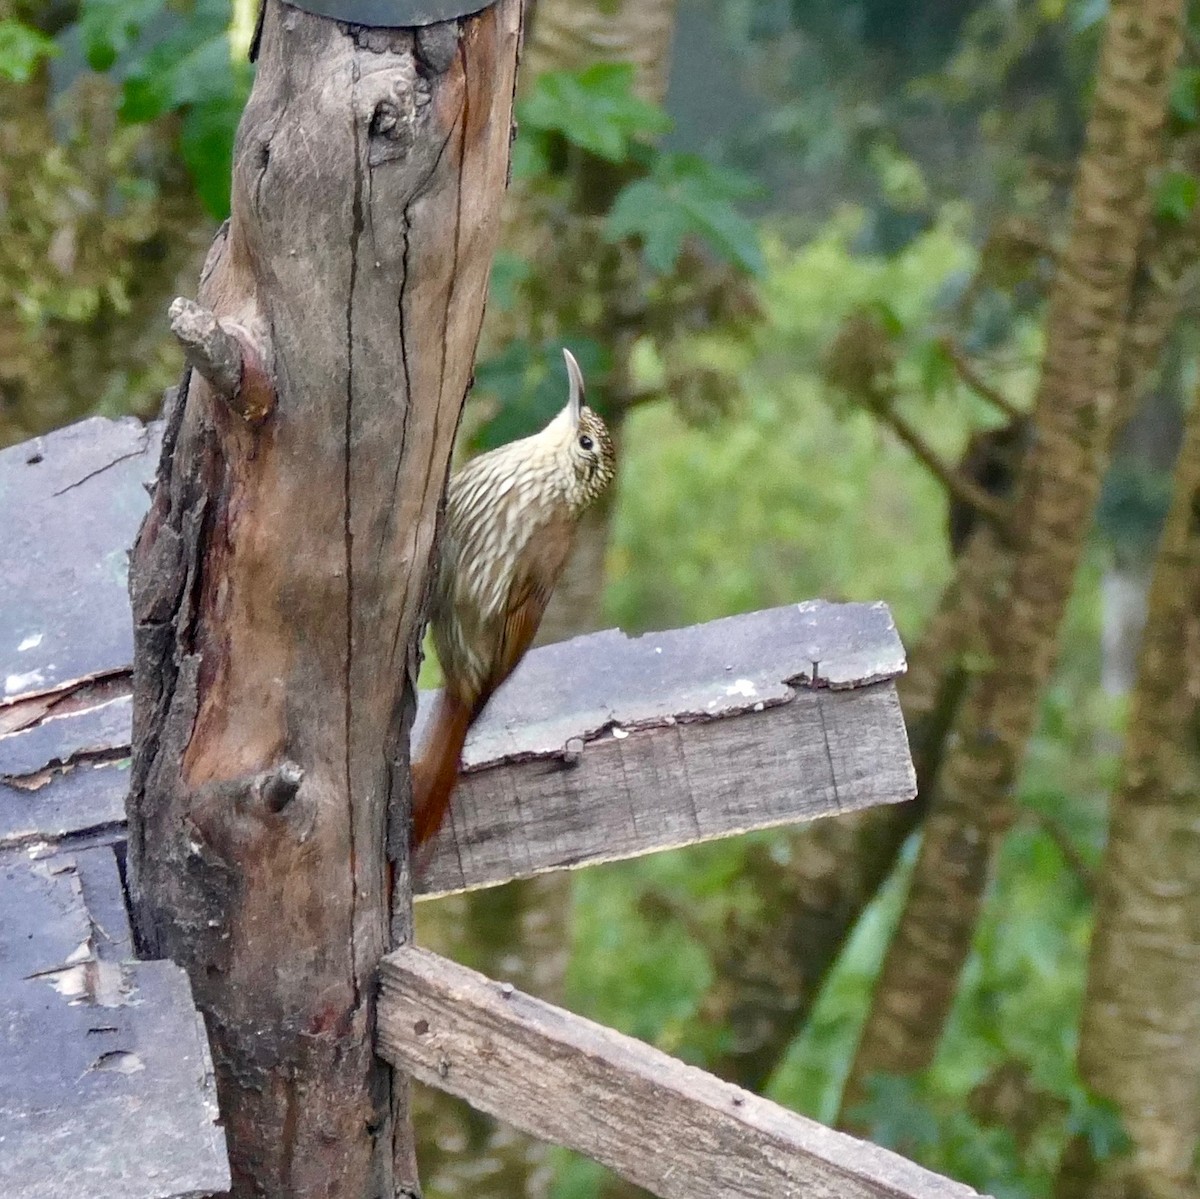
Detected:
left=1070, top=384, right=1200, bottom=1199
left=521, top=0, right=676, bottom=103
left=126, top=4, right=523, bottom=1196
left=839, top=0, right=1183, bottom=1126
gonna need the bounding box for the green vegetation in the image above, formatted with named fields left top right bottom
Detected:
left=4, top=3, right=1194, bottom=1198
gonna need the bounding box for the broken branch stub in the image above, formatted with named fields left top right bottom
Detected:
left=168, top=296, right=275, bottom=424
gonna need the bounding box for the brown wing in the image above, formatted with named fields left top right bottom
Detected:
left=479, top=567, right=555, bottom=708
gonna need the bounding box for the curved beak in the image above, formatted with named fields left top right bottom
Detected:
left=563, top=347, right=585, bottom=427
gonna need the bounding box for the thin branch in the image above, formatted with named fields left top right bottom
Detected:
left=169, top=296, right=276, bottom=424
left=1031, top=814, right=1096, bottom=896
left=870, top=399, right=1013, bottom=533
left=940, top=338, right=1025, bottom=422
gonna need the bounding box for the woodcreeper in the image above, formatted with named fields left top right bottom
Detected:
left=411, top=349, right=617, bottom=851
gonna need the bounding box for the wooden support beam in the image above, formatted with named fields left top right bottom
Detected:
left=378, top=945, right=981, bottom=1199
left=2, top=557, right=914, bottom=891
left=122, top=4, right=525, bottom=1196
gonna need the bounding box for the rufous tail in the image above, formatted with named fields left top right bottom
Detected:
left=410, top=690, right=474, bottom=850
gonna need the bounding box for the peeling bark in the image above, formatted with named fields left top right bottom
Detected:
left=1071, top=385, right=1200, bottom=1199
left=125, top=3, right=524, bottom=1196
left=839, top=0, right=1184, bottom=1125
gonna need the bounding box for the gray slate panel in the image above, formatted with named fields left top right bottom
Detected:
left=0, top=418, right=159, bottom=703
left=414, top=600, right=907, bottom=770
left=0, top=846, right=229, bottom=1198
left=0, top=763, right=129, bottom=850
left=0, top=695, right=132, bottom=778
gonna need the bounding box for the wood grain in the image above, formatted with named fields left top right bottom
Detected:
left=378, top=945, right=982, bottom=1199
left=419, top=681, right=915, bottom=896
left=124, top=3, right=524, bottom=1196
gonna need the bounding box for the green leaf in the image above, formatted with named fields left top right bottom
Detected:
left=0, top=20, right=57, bottom=83
left=1154, top=169, right=1199, bottom=223
left=517, top=63, right=672, bottom=164
left=606, top=153, right=764, bottom=276
left=914, top=338, right=955, bottom=400
left=1065, top=1090, right=1131, bottom=1160
left=1170, top=66, right=1200, bottom=124
left=78, top=0, right=164, bottom=72
left=487, top=251, right=533, bottom=312
left=121, top=33, right=238, bottom=122
left=181, top=89, right=248, bottom=220
left=607, top=178, right=694, bottom=273
left=509, top=131, right=550, bottom=182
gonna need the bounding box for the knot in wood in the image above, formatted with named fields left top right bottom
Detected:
left=357, top=66, right=422, bottom=164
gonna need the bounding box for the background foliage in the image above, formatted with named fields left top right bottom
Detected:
left=2, top=3, right=1195, bottom=1198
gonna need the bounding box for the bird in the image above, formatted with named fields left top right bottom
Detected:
left=410, top=348, right=616, bottom=852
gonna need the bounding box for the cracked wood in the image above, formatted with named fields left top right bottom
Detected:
left=377, top=945, right=982, bottom=1199
left=123, top=3, right=524, bottom=1196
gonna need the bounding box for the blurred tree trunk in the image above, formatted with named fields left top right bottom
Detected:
left=1062, top=383, right=1200, bottom=1199
left=680, top=1, right=1200, bottom=1128
left=839, top=0, right=1184, bottom=1127
left=697, top=556, right=976, bottom=1089
left=414, top=5, right=676, bottom=1198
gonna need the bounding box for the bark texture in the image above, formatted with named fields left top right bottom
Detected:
left=521, top=0, right=676, bottom=103
left=1073, top=388, right=1200, bottom=1199
left=126, top=3, right=523, bottom=1196
left=840, top=0, right=1184, bottom=1123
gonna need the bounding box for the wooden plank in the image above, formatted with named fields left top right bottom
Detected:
left=0, top=419, right=915, bottom=877
left=413, top=600, right=913, bottom=892
left=378, top=945, right=980, bottom=1199
left=420, top=681, right=913, bottom=896
left=0, top=845, right=229, bottom=1199
left=0, top=575, right=914, bottom=880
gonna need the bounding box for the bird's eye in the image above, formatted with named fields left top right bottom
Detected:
left=579, top=435, right=594, bottom=451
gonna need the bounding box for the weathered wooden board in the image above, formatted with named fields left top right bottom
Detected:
left=413, top=599, right=912, bottom=892
left=0, top=596, right=912, bottom=892
left=420, top=678, right=912, bottom=896
left=0, top=845, right=229, bottom=1199
left=378, top=945, right=982, bottom=1199
left=0, top=418, right=914, bottom=892
left=0, top=418, right=160, bottom=705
